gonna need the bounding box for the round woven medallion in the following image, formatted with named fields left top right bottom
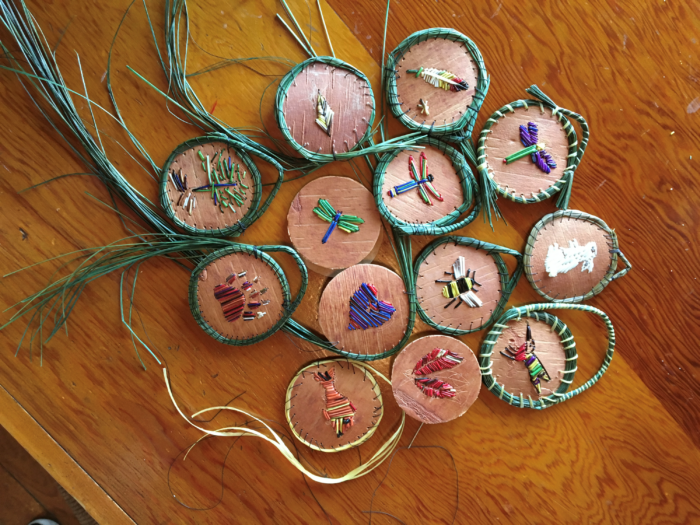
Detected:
left=385, top=28, right=488, bottom=137
left=189, top=247, right=290, bottom=345
left=524, top=210, right=631, bottom=303
left=318, top=264, right=410, bottom=359
left=391, top=335, right=480, bottom=424
left=285, top=359, right=383, bottom=452
left=373, top=137, right=477, bottom=235
left=287, top=176, right=382, bottom=275
left=276, top=57, right=374, bottom=162
left=490, top=319, right=568, bottom=398
left=161, top=137, right=261, bottom=237
left=414, top=236, right=523, bottom=335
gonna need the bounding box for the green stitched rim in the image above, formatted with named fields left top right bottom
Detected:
left=524, top=210, right=632, bottom=303
left=384, top=28, right=489, bottom=137
left=275, top=56, right=375, bottom=163
left=284, top=359, right=383, bottom=452
left=476, top=86, right=591, bottom=226
left=189, top=244, right=308, bottom=345
left=479, top=303, right=615, bottom=410
left=160, top=134, right=285, bottom=237
left=413, top=236, right=523, bottom=335
left=373, top=137, right=479, bottom=236
left=476, top=99, right=579, bottom=205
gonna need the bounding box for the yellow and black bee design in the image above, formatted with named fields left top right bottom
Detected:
left=435, top=256, right=483, bottom=308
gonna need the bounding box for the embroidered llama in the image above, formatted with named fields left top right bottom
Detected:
left=314, top=368, right=356, bottom=438
left=544, top=240, right=597, bottom=277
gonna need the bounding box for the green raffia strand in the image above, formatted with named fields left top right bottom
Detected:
left=475, top=85, right=590, bottom=227
left=189, top=244, right=307, bottom=346
left=0, top=0, right=412, bottom=363
left=479, top=303, right=615, bottom=410
left=0, top=0, right=178, bottom=239
left=413, top=236, right=523, bottom=335
left=160, top=134, right=285, bottom=237
left=524, top=210, right=631, bottom=303
left=384, top=28, right=489, bottom=138
left=373, top=136, right=480, bottom=235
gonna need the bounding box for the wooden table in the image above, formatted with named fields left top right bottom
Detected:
left=1, top=0, right=699, bottom=523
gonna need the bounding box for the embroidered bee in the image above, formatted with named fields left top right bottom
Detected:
left=435, top=256, right=483, bottom=308
left=499, top=324, right=551, bottom=394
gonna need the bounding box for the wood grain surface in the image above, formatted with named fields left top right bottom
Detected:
left=1, top=0, right=700, bottom=523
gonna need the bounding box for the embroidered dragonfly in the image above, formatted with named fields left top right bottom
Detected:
left=312, top=199, right=364, bottom=244
left=503, top=121, right=557, bottom=174
left=499, top=323, right=551, bottom=394
left=387, top=152, right=444, bottom=206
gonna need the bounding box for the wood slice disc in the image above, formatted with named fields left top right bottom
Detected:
left=391, top=335, right=481, bottom=424
left=527, top=212, right=614, bottom=302
left=490, top=319, right=567, bottom=398
left=191, top=251, right=286, bottom=343
left=162, top=140, right=257, bottom=235
left=395, top=38, right=478, bottom=129
left=318, top=264, right=410, bottom=358
left=415, top=242, right=502, bottom=333
left=285, top=359, right=383, bottom=452
left=379, top=143, right=465, bottom=225
left=483, top=105, right=571, bottom=199
left=280, top=59, right=373, bottom=158
left=287, top=176, right=382, bottom=275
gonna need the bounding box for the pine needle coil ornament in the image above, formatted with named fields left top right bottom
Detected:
left=385, top=28, right=489, bottom=137
left=161, top=135, right=283, bottom=238
left=413, top=236, right=524, bottom=336
left=479, top=304, right=616, bottom=410
left=374, top=137, right=479, bottom=236
left=523, top=210, right=631, bottom=303
left=276, top=57, right=375, bottom=163
left=285, top=360, right=386, bottom=452
left=475, top=86, right=590, bottom=226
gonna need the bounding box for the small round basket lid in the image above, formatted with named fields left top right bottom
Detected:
left=525, top=210, right=630, bottom=303
left=161, top=138, right=259, bottom=236
left=391, top=335, right=481, bottom=424
left=318, top=264, right=410, bottom=359
left=385, top=28, right=487, bottom=136
left=285, top=359, right=384, bottom=452
left=276, top=57, right=374, bottom=161
left=287, top=176, right=382, bottom=274
left=189, top=247, right=288, bottom=345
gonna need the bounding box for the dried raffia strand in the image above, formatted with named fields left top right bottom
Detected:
left=163, top=360, right=405, bottom=484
